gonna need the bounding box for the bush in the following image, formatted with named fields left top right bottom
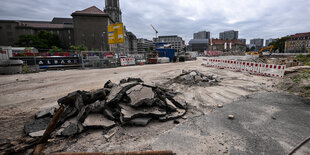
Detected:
left=296, top=54, right=310, bottom=64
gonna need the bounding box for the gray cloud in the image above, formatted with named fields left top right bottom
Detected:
left=0, top=0, right=309, bottom=43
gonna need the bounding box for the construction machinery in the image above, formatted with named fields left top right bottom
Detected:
left=247, top=45, right=274, bottom=57
left=151, top=24, right=158, bottom=38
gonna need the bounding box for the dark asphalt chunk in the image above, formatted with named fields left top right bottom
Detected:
left=24, top=117, right=51, bottom=134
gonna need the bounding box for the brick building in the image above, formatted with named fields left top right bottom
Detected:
left=285, top=32, right=310, bottom=53
left=0, top=18, right=74, bottom=49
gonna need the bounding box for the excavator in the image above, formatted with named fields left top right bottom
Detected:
left=247, top=45, right=274, bottom=57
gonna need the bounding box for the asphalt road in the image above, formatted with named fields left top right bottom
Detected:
left=152, top=93, right=310, bottom=155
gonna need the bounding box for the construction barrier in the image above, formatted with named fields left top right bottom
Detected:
left=205, top=51, right=223, bottom=57
left=120, top=58, right=136, bottom=66
left=202, top=58, right=286, bottom=78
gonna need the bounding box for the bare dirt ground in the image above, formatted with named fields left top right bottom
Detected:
left=0, top=58, right=283, bottom=153
left=276, top=67, right=310, bottom=97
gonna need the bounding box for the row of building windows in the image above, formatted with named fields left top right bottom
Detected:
left=290, top=37, right=310, bottom=40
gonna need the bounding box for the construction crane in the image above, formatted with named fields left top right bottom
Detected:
left=151, top=24, right=158, bottom=38
left=247, top=45, right=274, bottom=57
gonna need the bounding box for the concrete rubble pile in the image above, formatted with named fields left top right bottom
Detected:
left=24, top=78, right=187, bottom=137
left=169, top=70, right=219, bottom=87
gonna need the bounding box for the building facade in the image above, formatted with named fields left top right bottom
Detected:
left=0, top=18, right=74, bottom=49
left=208, top=39, right=246, bottom=52
left=137, top=38, right=154, bottom=52
left=157, top=35, right=185, bottom=53
left=219, top=30, right=238, bottom=40
left=1, top=0, right=138, bottom=53
left=194, top=31, right=210, bottom=39
left=188, top=39, right=209, bottom=53
left=72, top=6, right=112, bottom=51
left=250, top=38, right=264, bottom=50
left=265, top=38, right=277, bottom=46
left=238, top=38, right=246, bottom=45
left=125, top=31, right=138, bottom=52
left=285, top=32, right=310, bottom=53
left=104, top=0, right=122, bottom=23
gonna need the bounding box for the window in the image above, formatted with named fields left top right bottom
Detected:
left=7, top=32, right=13, bottom=36
left=6, top=25, right=12, bottom=30
left=8, top=38, right=14, bottom=42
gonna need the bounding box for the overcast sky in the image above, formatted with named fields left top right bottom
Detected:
left=1, top=0, right=310, bottom=44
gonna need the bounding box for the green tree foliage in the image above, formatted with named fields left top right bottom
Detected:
left=16, top=30, right=61, bottom=49
left=70, top=45, right=88, bottom=51
left=48, top=46, right=63, bottom=53
left=269, top=37, right=288, bottom=53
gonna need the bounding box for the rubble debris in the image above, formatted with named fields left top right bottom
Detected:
left=217, top=104, right=223, bottom=108
left=127, top=85, right=155, bottom=107
left=61, top=124, right=81, bottom=137
left=35, top=108, right=56, bottom=119
left=173, top=120, right=180, bottom=124
left=128, top=117, right=152, bottom=126
left=120, top=104, right=166, bottom=121
left=159, top=108, right=186, bottom=121
left=104, top=128, right=118, bottom=140
left=24, top=117, right=51, bottom=134
left=24, top=77, right=188, bottom=139
left=168, top=70, right=220, bottom=87
left=83, top=114, right=116, bottom=129
left=29, top=130, right=45, bottom=137
left=228, top=115, right=235, bottom=120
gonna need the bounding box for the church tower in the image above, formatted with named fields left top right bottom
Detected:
left=104, top=0, right=122, bottom=23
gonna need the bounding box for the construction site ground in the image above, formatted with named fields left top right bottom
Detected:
left=0, top=57, right=309, bottom=154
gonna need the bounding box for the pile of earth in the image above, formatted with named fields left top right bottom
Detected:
left=24, top=78, right=188, bottom=138
left=167, top=70, right=220, bottom=87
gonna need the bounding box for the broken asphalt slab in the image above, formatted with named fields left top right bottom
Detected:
left=24, top=117, right=51, bottom=134
left=83, top=113, right=116, bottom=129
left=126, top=85, right=155, bottom=107
left=152, top=93, right=310, bottom=155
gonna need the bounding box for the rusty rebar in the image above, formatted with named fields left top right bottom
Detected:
left=33, top=106, right=65, bottom=155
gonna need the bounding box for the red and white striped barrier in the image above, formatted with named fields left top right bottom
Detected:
left=120, top=58, right=136, bottom=66
left=202, top=58, right=286, bottom=78
left=205, top=51, right=223, bottom=57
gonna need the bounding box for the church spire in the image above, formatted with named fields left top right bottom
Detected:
left=104, top=0, right=122, bottom=23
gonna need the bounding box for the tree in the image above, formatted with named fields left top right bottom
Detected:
left=16, top=30, right=62, bottom=49
left=269, top=37, right=288, bottom=53
left=70, top=45, right=88, bottom=51
left=48, top=46, right=63, bottom=53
